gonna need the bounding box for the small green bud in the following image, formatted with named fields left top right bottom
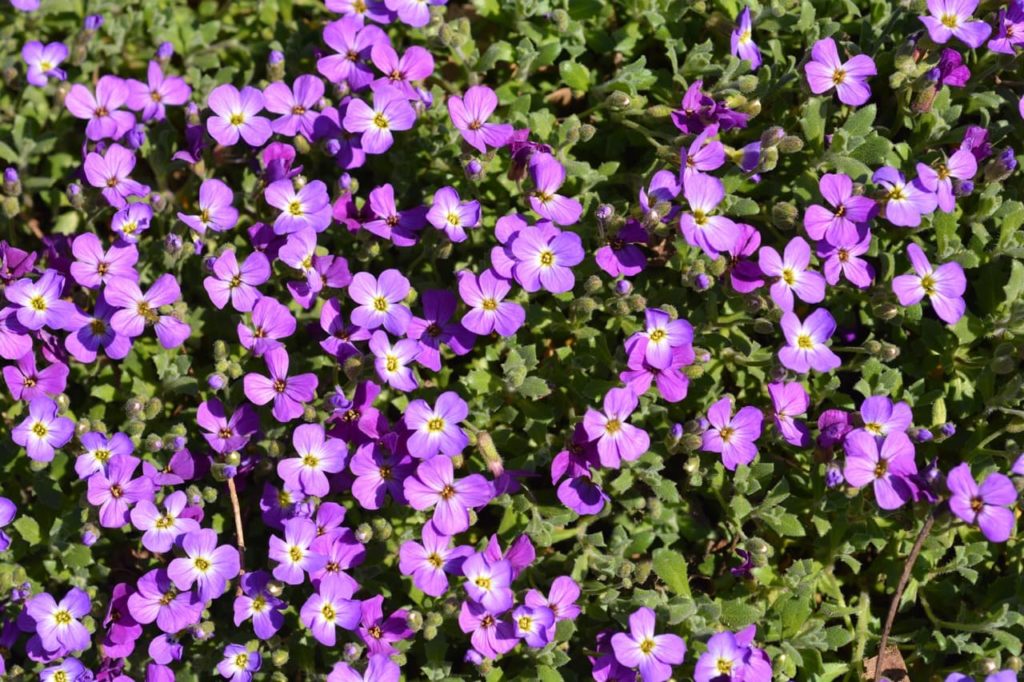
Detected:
left=880, top=343, right=901, bottom=362
left=224, top=451, right=242, bottom=467
left=681, top=435, right=704, bottom=454
left=213, top=340, right=228, bottom=360
left=579, top=124, right=596, bottom=141
left=759, top=146, right=779, bottom=172
left=422, top=624, right=438, bottom=641
left=144, top=434, right=164, bottom=453
left=145, top=398, right=162, bottom=420
left=584, top=275, right=603, bottom=295
left=991, top=355, right=1016, bottom=375
left=2, top=197, right=19, bottom=218
left=355, top=523, right=373, bottom=543
left=863, top=340, right=882, bottom=354
left=753, top=318, right=776, bottom=335
left=371, top=517, right=393, bottom=540
left=425, top=611, right=444, bottom=628
left=201, top=486, right=218, bottom=503
left=771, top=202, right=799, bottom=230
left=606, top=90, right=631, bottom=111
left=873, top=302, right=900, bottom=321
left=777, top=135, right=804, bottom=154
left=271, top=649, right=289, bottom=667
left=708, top=257, right=729, bottom=276
left=737, top=74, right=758, bottom=93
left=551, top=8, right=570, bottom=31
left=126, top=420, right=146, bottom=437
left=406, top=610, right=424, bottom=631
left=634, top=559, right=653, bottom=584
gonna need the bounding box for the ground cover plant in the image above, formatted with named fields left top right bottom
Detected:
left=1, top=0, right=1024, bottom=679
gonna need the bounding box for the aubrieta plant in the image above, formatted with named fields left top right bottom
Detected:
left=1, top=0, right=1024, bottom=680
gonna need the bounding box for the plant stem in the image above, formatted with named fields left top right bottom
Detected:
left=226, top=476, right=246, bottom=595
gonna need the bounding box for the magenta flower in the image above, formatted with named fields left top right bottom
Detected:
left=730, top=7, right=762, bottom=69
left=694, top=627, right=772, bottom=682
left=369, top=330, right=419, bottom=391
left=83, top=143, right=150, bottom=208
left=197, top=398, right=259, bottom=454
left=12, top=396, right=74, bottom=462
left=758, top=237, right=826, bottom=311
left=403, top=456, right=493, bottom=535
left=947, top=463, right=1017, bottom=542
left=264, top=75, right=324, bottom=139
left=702, top=396, right=764, bottom=470
left=343, top=84, right=416, bottom=154
left=269, top=517, right=327, bottom=585
left=70, top=233, right=138, bottom=289
left=168, top=528, right=240, bottom=601
left=22, top=41, right=68, bottom=87
left=277, top=424, right=347, bottom=497
left=204, top=250, right=270, bottom=312
left=404, top=391, right=470, bottom=459
left=858, top=396, right=913, bottom=437
left=111, top=202, right=153, bottom=243
left=3, top=353, right=67, bottom=402
left=458, top=269, right=525, bottom=337
left=130, top=490, right=200, bottom=553
left=243, top=347, right=319, bottom=423
left=238, top=296, right=297, bottom=356
left=127, top=568, right=203, bottom=634
left=511, top=225, right=585, bottom=294
left=920, top=0, right=992, bottom=48
left=24, top=588, right=91, bottom=655
left=916, top=149, right=978, bottom=213
left=989, top=2, right=1024, bottom=54
left=426, top=186, right=481, bottom=243
left=525, top=576, right=581, bottom=624
left=582, top=388, right=650, bottom=468
left=928, top=48, right=971, bottom=88
left=218, top=644, right=261, bottom=682
left=350, top=436, right=414, bottom=509
left=528, top=153, right=583, bottom=225
left=679, top=173, right=738, bottom=259
left=349, top=269, right=412, bottom=334
left=778, top=309, right=841, bottom=373
left=843, top=431, right=918, bottom=510
left=317, top=17, right=386, bottom=90
left=610, top=607, right=686, bottom=682
left=5, top=269, right=74, bottom=331
left=768, top=381, right=811, bottom=447
left=804, top=173, right=876, bottom=247
left=398, top=522, right=471, bottom=596
left=299, top=579, right=361, bottom=646
left=448, top=85, right=513, bottom=153
left=178, top=179, right=239, bottom=234
left=126, top=61, right=191, bottom=122
left=873, top=166, right=938, bottom=227
left=680, top=125, right=726, bottom=185
left=64, top=75, right=134, bottom=140
left=458, top=600, right=518, bottom=659
left=266, top=179, right=332, bottom=235
left=371, top=43, right=434, bottom=98
left=818, top=231, right=874, bottom=288
left=86, top=453, right=154, bottom=528
left=620, top=344, right=692, bottom=404
left=233, top=571, right=286, bottom=640
left=207, top=84, right=273, bottom=147
left=358, top=595, right=413, bottom=655
left=105, top=273, right=191, bottom=349
left=804, top=38, right=876, bottom=106
left=326, top=0, right=392, bottom=22
left=892, top=242, right=967, bottom=325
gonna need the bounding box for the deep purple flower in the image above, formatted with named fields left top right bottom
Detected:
left=458, top=600, right=518, bottom=659
left=2, top=352, right=68, bottom=401
left=65, top=75, right=134, bottom=140
left=596, top=219, right=649, bottom=278
left=5, top=269, right=75, bottom=331
left=105, top=274, right=191, bottom=349
left=404, top=456, right=493, bottom=535
left=83, top=143, right=151, bottom=208
left=779, top=309, right=841, bottom=373
left=22, top=41, right=68, bottom=87
left=620, top=344, right=692, bottom=404
left=278, top=424, right=347, bottom=497
left=350, top=435, right=414, bottom=509
left=233, top=571, right=286, bottom=640
left=671, top=80, right=749, bottom=135
left=0, top=496, right=15, bottom=551
left=65, top=296, right=132, bottom=363
left=804, top=38, right=876, bottom=106
left=947, top=463, right=1017, bottom=542
left=582, top=388, right=650, bottom=468
left=989, top=1, right=1024, bottom=53
left=343, top=84, right=416, bottom=154
left=804, top=173, right=876, bottom=247
left=702, top=396, right=764, bottom=470
left=361, top=183, right=427, bottom=247
left=126, top=61, right=191, bottom=122
left=920, top=0, right=992, bottom=48
left=197, top=398, right=259, bottom=454
left=70, top=233, right=138, bottom=289
left=730, top=7, right=762, bottom=68
left=243, top=347, right=319, bottom=423
left=610, top=607, right=686, bottom=682
left=843, top=431, right=918, bottom=510
left=12, top=396, right=74, bottom=462
left=86, top=453, right=154, bottom=528
left=448, top=85, right=513, bottom=154
left=406, top=290, right=475, bottom=370
left=928, top=48, right=971, bottom=88
left=892, top=242, right=967, bottom=324
left=358, top=595, right=413, bottom=654
left=264, top=75, right=324, bottom=139
left=167, top=528, right=240, bottom=601
left=207, top=85, right=273, bottom=147
left=127, top=569, right=202, bottom=634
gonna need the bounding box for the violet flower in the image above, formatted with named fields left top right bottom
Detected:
left=130, top=490, right=200, bottom=553
left=679, top=173, right=739, bottom=259
left=12, top=396, right=74, bottom=462
left=86, top=453, right=155, bottom=528
left=528, top=152, right=583, bottom=225
left=582, top=387, right=650, bottom=468
left=167, top=528, right=241, bottom=601
left=988, top=1, right=1024, bottom=54
left=204, top=250, right=271, bottom=312
left=947, top=462, right=1017, bottom=542
left=426, top=186, right=480, bottom=242
left=595, top=219, right=649, bottom=278
left=462, top=553, right=515, bottom=614
left=349, top=269, right=412, bottom=334
left=243, top=347, right=319, bottom=423
left=317, top=17, right=386, bottom=90
left=299, top=578, right=361, bottom=646
left=448, top=85, right=514, bottom=154
left=403, top=455, right=493, bottom=535
left=269, top=517, right=327, bottom=585
left=218, top=644, right=261, bottom=682
left=237, top=294, right=296, bottom=356
left=818, top=231, right=874, bottom=288
left=730, top=7, right=762, bottom=68
left=3, top=352, right=68, bottom=401
left=404, top=391, right=470, bottom=459
left=804, top=172, right=876, bottom=247
left=610, top=607, right=686, bottom=682
left=111, top=203, right=153, bottom=243
left=778, top=309, right=841, bottom=373
left=843, top=431, right=918, bottom=510
left=350, top=436, right=414, bottom=509
left=371, top=43, right=434, bottom=99
left=916, top=149, right=977, bottom=213
left=768, top=381, right=811, bottom=447
left=398, top=522, right=472, bottom=596
left=758, top=237, right=826, bottom=311
left=328, top=655, right=402, bottom=682
left=23, top=588, right=91, bottom=655
left=458, top=600, right=518, bottom=659
left=385, top=0, right=444, bottom=27
left=233, top=571, right=286, bottom=640
left=264, top=75, right=324, bottom=139
left=362, top=183, right=427, bottom=247
left=5, top=269, right=76, bottom=331
left=70, top=233, right=139, bottom=289
left=22, top=41, right=68, bottom=87
left=127, top=568, right=203, bottom=633
left=105, top=273, right=191, bottom=349
left=928, top=48, right=971, bottom=88
left=804, top=38, right=876, bottom=106
left=920, top=0, right=992, bottom=48
left=65, top=75, right=135, bottom=141
left=702, top=396, right=764, bottom=470
left=510, top=224, right=585, bottom=294
left=277, top=423, right=347, bottom=497
left=369, top=330, right=420, bottom=391
left=343, top=84, right=416, bottom=154
left=873, top=166, right=938, bottom=227
left=178, top=179, right=239, bottom=234
left=126, top=61, right=191, bottom=122
left=197, top=398, right=259, bottom=454
left=358, top=595, right=412, bottom=654
left=206, top=84, right=273, bottom=147
left=83, top=143, right=151, bottom=208
left=892, top=242, right=967, bottom=325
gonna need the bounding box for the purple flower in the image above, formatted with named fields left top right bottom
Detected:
left=671, top=79, right=749, bottom=135
left=947, top=463, right=1017, bottom=542
left=371, top=43, right=434, bottom=98
left=610, top=607, right=686, bottom=682
left=989, top=2, right=1024, bottom=53
left=207, top=85, right=273, bottom=147
left=458, top=269, right=525, bottom=337
left=343, top=84, right=416, bottom=154
left=0, top=496, right=16, bottom=551
left=513, top=605, right=555, bottom=648
left=266, top=179, right=332, bottom=234
left=582, top=388, right=650, bottom=468
left=278, top=424, right=347, bottom=497
left=404, top=391, right=469, bottom=459
left=403, top=456, right=493, bottom=535
left=385, top=0, right=444, bottom=27
left=111, top=202, right=153, bottom=243
left=349, top=269, right=412, bottom=334
left=5, top=269, right=76, bottom=331
left=892, top=242, right=967, bottom=325
left=625, top=308, right=694, bottom=370
left=233, top=571, right=286, bottom=640
left=920, top=0, right=992, bottom=48
left=218, top=644, right=261, bottom=682
left=362, top=183, right=427, bottom=247
left=510, top=224, right=585, bottom=294
left=350, top=436, right=414, bottom=509
left=358, top=595, right=412, bottom=654
left=524, top=575, right=581, bottom=624
left=126, top=61, right=191, bottom=122
left=167, top=528, right=240, bottom=601
left=269, top=517, right=327, bottom=585
left=679, top=173, right=739, bottom=259
left=204, top=250, right=270, bottom=312
left=804, top=173, right=876, bottom=246
left=818, top=231, right=874, bottom=288
left=917, top=149, right=977, bottom=213
left=448, top=85, right=513, bottom=153
left=41, top=658, right=91, bottom=681
left=65, top=295, right=132, bottom=363
left=758, top=237, right=826, bottom=311
left=3, top=352, right=68, bottom=401
left=105, top=274, right=191, bottom=349
left=178, top=179, right=239, bottom=234
left=462, top=553, right=515, bottom=614
left=328, top=655, right=402, bottom=682
left=768, top=381, right=811, bottom=447
left=426, top=186, right=480, bottom=242
left=65, top=75, right=134, bottom=140
left=70, top=233, right=138, bottom=289
left=779, top=309, right=841, bottom=373
left=326, top=0, right=393, bottom=22
left=197, top=398, right=259, bottom=454
left=264, top=75, right=324, bottom=139
left=86, top=454, right=154, bottom=527
left=730, top=7, right=762, bottom=69
left=702, top=396, right=764, bottom=470
left=873, top=166, right=938, bottom=227
left=22, top=41, right=68, bottom=87
left=858, top=396, right=913, bottom=437
left=317, top=17, right=386, bottom=90
left=243, top=347, right=319, bottom=423
left=406, top=290, right=475, bottom=370
left=928, top=48, right=971, bottom=88
left=12, top=397, right=74, bottom=462
left=694, top=627, right=772, bottom=682
left=620, top=344, right=692, bottom=404
left=804, top=38, right=876, bottom=106
left=24, top=588, right=91, bottom=655
left=299, top=578, right=361, bottom=646
left=595, top=219, right=649, bottom=278
left=130, top=490, right=199, bottom=554
left=398, top=522, right=471, bottom=596
left=127, top=568, right=202, bottom=633
left=458, top=600, right=518, bottom=659
left=83, top=143, right=151, bottom=208
left=528, top=153, right=582, bottom=225
left=843, top=431, right=918, bottom=510
left=369, top=331, right=420, bottom=391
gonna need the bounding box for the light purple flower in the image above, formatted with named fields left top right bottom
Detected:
left=65, top=296, right=132, bottom=363
left=105, top=274, right=191, bottom=348
left=5, top=269, right=76, bottom=331
left=86, top=453, right=154, bottom=528
left=426, top=186, right=480, bottom=242
left=892, top=242, right=967, bottom=325
left=458, top=269, right=525, bottom=337
left=462, top=553, right=514, bottom=614
left=385, top=0, right=445, bottom=27
left=111, top=203, right=153, bottom=243
left=529, top=152, right=583, bottom=225
left=404, top=391, right=469, bottom=459
left=299, top=578, right=361, bottom=646
left=197, top=398, right=259, bottom=454
left=694, top=627, right=772, bottom=682
left=243, top=347, right=319, bottom=423
left=350, top=436, right=414, bottom=510
left=730, top=7, right=762, bottom=69
left=22, top=41, right=68, bottom=87
left=204, top=250, right=270, bottom=312
left=349, top=269, right=412, bottom=334
left=512, top=604, right=555, bottom=648
left=127, top=568, right=203, bottom=634
left=758, top=237, right=826, bottom=311
left=610, top=607, right=686, bottom=682
left=24, top=588, right=91, bottom=654
left=448, top=85, right=513, bottom=153
left=406, top=289, right=475, bottom=371
left=70, top=233, right=138, bottom=289
left=237, top=293, right=294, bottom=356
left=678, top=173, right=738, bottom=259
left=369, top=330, right=419, bottom=391
left=317, top=17, right=386, bottom=90
left=873, top=166, right=938, bottom=227
left=403, top=455, right=493, bottom=535
left=680, top=125, right=726, bottom=184
left=358, top=595, right=413, bottom=654
left=218, top=644, right=261, bottom=682
left=0, top=496, right=16, bottom=551
left=947, top=463, right=1017, bottom=542
left=989, top=2, right=1024, bottom=54
left=525, top=575, right=581, bottom=624
left=818, top=231, right=874, bottom=288
left=843, top=431, right=918, bottom=510
left=277, top=424, right=347, bottom=497
left=126, top=61, right=191, bottom=122
left=269, top=517, right=328, bottom=585
left=595, top=220, right=649, bottom=278
left=582, top=388, right=650, bottom=468
left=804, top=38, right=876, bottom=106
left=768, top=381, right=811, bottom=447
left=83, top=143, right=150, bottom=208
left=266, top=179, right=332, bottom=234
left=343, top=84, right=416, bottom=154
left=917, top=149, right=978, bottom=213
left=3, top=353, right=68, bottom=402
left=804, top=173, right=876, bottom=246
left=233, top=571, right=286, bottom=640
left=778, top=309, right=841, bottom=373
left=361, top=183, right=427, bottom=247
left=858, top=396, right=913, bottom=438
left=178, top=179, right=239, bottom=234
left=207, top=85, right=273, bottom=147
left=702, top=396, right=764, bottom=470
left=130, top=490, right=200, bottom=553
left=458, top=600, right=518, bottom=659
left=510, top=225, right=585, bottom=294
left=264, top=75, right=324, bottom=139
left=920, top=0, right=992, bottom=48
left=65, top=75, right=135, bottom=140
left=12, top=397, right=74, bottom=462
left=328, top=655, right=402, bottom=682
left=167, top=528, right=240, bottom=601
left=625, top=308, right=694, bottom=370
left=371, top=43, right=434, bottom=99
left=398, top=522, right=472, bottom=596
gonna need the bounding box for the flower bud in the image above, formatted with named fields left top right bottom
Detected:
left=3, top=167, right=21, bottom=196
left=156, top=42, right=174, bottom=61
left=873, top=303, right=900, bottom=321
left=2, top=197, right=19, bottom=219
left=777, top=135, right=804, bottom=154
left=81, top=527, right=99, bottom=546
left=681, top=434, right=703, bottom=453
left=355, top=523, right=373, bottom=543
left=271, top=649, right=289, bottom=667
left=145, top=398, right=163, bottom=420
left=983, top=148, right=1017, bottom=182
left=605, top=91, right=631, bottom=111
left=371, top=517, right=393, bottom=540
left=267, top=50, right=286, bottom=82
left=201, top=486, right=218, bottom=503
left=406, top=610, right=424, bottom=631
left=422, top=624, right=439, bottom=641
left=579, top=123, right=596, bottom=141
left=879, top=343, right=901, bottom=361
left=771, top=201, right=799, bottom=230
left=145, top=434, right=164, bottom=452
left=614, top=279, right=632, bottom=295
left=737, top=74, right=759, bottom=93
left=465, top=159, right=483, bottom=180
left=991, top=355, right=1016, bottom=374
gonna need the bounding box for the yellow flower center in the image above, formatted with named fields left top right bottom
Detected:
left=831, top=68, right=846, bottom=85
left=941, top=13, right=959, bottom=28
left=194, top=557, right=211, bottom=572
left=427, top=417, right=445, bottom=432
left=385, top=354, right=398, bottom=372
left=303, top=454, right=320, bottom=468
left=230, top=113, right=245, bottom=126
left=482, top=298, right=498, bottom=311
left=921, top=273, right=937, bottom=295
left=373, top=296, right=389, bottom=312
left=539, top=250, right=555, bottom=267
left=321, top=603, right=336, bottom=621
left=639, top=638, right=656, bottom=654
left=288, top=200, right=303, bottom=216
left=797, top=334, right=814, bottom=350
left=53, top=608, right=73, bottom=625
left=289, top=546, right=304, bottom=563
left=32, top=421, right=49, bottom=438
left=30, top=295, right=47, bottom=311
left=605, top=418, right=622, bottom=435
left=474, top=576, right=492, bottom=590
left=372, top=112, right=389, bottom=129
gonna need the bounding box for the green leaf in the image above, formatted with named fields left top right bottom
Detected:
left=536, top=665, right=564, bottom=682
left=559, top=61, right=592, bottom=91
left=518, top=376, right=551, bottom=400
left=652, top=548, right=691, bottom=598
left=13, top=516, right=40, bottom=545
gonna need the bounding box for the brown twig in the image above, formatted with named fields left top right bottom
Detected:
left=226, top=477, right=246, bottom=595
left=873, top=512, right=936, bottom=682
